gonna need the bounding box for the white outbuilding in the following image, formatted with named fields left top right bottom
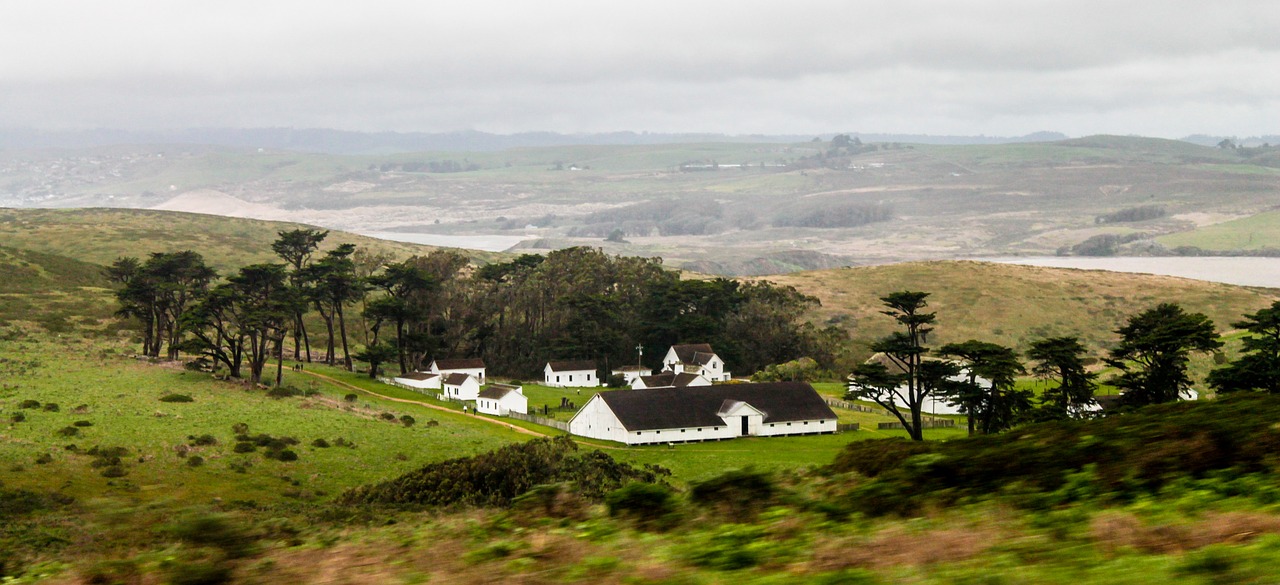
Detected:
left=543, top=360, right=600, bottom=387
left=662, top=343, right=731, bottom=382
left=568, top=382, right=837, bottom=445
left=476, top=383, right=528, bottom=416
left=611, top=365, right=653, bottom=385
left=392, top=371, right=442, bottom=390
left=441, top=373, right=481, bottom=401
left=429, top=358, right=487, bottom=384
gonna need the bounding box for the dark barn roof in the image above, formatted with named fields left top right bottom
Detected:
left=598, top=382, right=836, bottom=431
left=671, top=343, right=716, bottom=365
left=479, top=385, right=519, bottom=400
left=442, top=373, right=473, bottom=386
left=547, top=360, right=597, bottom=372
left=433, top=358, right=486, bottom=370
left=399, top=372, right=439, bottom=381
left=638, top=372, right=705, bottom=388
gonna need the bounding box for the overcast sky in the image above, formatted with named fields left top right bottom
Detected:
left=3, top=1, right=1277, bottom=137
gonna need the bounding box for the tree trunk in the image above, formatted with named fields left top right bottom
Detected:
left=337, top=303, right=352, bottom=371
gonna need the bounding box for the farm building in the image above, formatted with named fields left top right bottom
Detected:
left=442, top=373, right=481, bottom=401
left=568, top=382, right=837, bottom=445
left=631, top=372, right=711, bottom=389
left=543, top=360, right=600, bottom=387
left=476, top=383, right=528, bottom=416
left=611, top=365, right=652, bottom=385
left=429, top=358, right=486, bottom=384
left=392, top=371, right=441, bottom=390
left=662, top=343, right=731, bottom=382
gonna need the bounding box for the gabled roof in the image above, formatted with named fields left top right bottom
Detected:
left=479, top=384, right=520, bottom=400
left=398, top=372, right=439, bottom=381
left=637, top=373, right=675, bottom=388
left=442, top=372, right=473, bottom=386
left=546, top=360, right=597, bottom=372
left=433, top=358, right=486, bottom=370
left=613, top=365, right=651, bottom=372
left=597, top=382, right=836, bottom=431
left=670, top=343, right=716, bottom=365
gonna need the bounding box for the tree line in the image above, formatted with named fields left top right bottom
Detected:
left=848, top=290, right=1279, bottom=441
left=107, top=231, right=845, bottom=385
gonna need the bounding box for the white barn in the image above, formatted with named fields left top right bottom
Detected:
left=662, top=344, right=731, bottom=382
left=631, top=372, right=711, bottom=390
left=429, top=358, right=487, bottom=384
left=476, top=383, right=528, bottom=416
left=544, top=360, right=600, bottom=387
left=611, top=365, right=653, bottom=385
left=392, top=371, right=441, bottom=390
left=441, top=373, right=481, bottom=401
left=568, top=382, right=837, bottom=446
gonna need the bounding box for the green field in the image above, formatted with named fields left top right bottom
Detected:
left=1157, top=210, right=1280, bottom=251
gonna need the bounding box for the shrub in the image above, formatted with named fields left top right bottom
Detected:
left=380, top=412, right=397, bottom=421
left=334, top=438, right=356, bottom=448
left=231, top=422, right=249, bottom=434
left=266, top=386, right=302, bottom=399
left=233, top=442, right=256, bottom=454
left=35, top=453, right=52, bottom=465
left=605, top=482, right=679, bottom=529
left=343, top=393, right=358, bottom=403
left=690, top=468, right=779, bottom=519
left=189, top=434, right=218, bottom=446
left=400, top=415, right=416, bottom=427
left=10, top=412, right=25, bottom=423
left=159, top=393, right=194, bottom=403
left=73, top=420, right=93, bottom=427
left=270, top=450, right=299, bottom=462
left=41, top=403, right=60, bottom=412
left=168, top=513, right=258, bottom=559
left=100, top=465, right=127, bottom=478
left=311, top=438, right=330, bottom=448
left=186, top=456, right=205, bottom=468
left=56, top=426, right=79, bottom=437
left=17, top=400, right=40, bottom=409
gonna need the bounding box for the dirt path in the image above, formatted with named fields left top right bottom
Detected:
left=298, top=370, right=549, bottom=439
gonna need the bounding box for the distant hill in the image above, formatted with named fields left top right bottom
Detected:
left=0, top=128, right=1072, bottom=155
left=767, top=260, right=1280, bottom=352
left=0, top=208, right=497, bottom=273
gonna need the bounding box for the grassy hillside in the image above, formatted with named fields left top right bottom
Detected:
left=0, top=245, right=109, bottom=293
left=1157, top=209, right=1280, bottom=251
left=769, top=260, right=1280, bottom=352
left=0, top=208, right=499, bottom=273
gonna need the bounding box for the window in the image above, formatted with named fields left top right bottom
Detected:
left=556, top=375, right=560, bottom=383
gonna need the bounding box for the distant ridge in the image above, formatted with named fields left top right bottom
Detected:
left=0, top=127, right=1068, bottom=155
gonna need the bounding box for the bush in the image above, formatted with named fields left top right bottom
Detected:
left=17, top=400, right=40, bottom=409
left=689, top=468, right=779, bottom=519
left=10, top=412, right=25, bottom=423
left=231, top=422, right=249, bottom=434
left=56, top=426, right=79, bottom=437
left=266, top=386, right=302, bottom=399
left=189, top=434, right=218, bottom=446
left=400, top=415, right=416, bottom=427
left=311, top=438, right=330, bottom=448
left=269, top=450, right=299, bottom=462
left=100, top=465, right=127, bottom=478
left=187, top=456, right=205, bottom=468
left=605, top=482, right=679, bottom=529
left=233, top=442, right=256, bottom=454
left=159, top=393, right=194, bottom=403
left=35, top=453, right=52, bottom=465
left=42, top=403, right=60, bottom=412
left=168, top=513, right=258, bottom=559
left=380, top=412, right=397, bottom=421
left=73, top=420, right=93, bottom=427
left=343, top=393, right=358, bottom=403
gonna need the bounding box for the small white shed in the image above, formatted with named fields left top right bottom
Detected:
left=392, top=371, right=441, bottom=390
left=441, top=373, right=481, bottom=401
left=476, top=384, right=528, bottom=416
left=544, top=360, right=599, bottom=387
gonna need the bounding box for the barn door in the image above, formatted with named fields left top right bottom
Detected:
left=740, top=416, right=748, bottom=436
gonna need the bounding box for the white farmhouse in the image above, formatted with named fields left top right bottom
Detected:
left=441, top=373, right=481, bottom=401
left=631, top=372, right=711, bottom=390
left=543, top=360, right=600, bottom=387
left=611, top=365, right=652, bottom=385
left=476, top=383, right=528, bottom=416
left=662, top=343, right=731, bottom=382
left=568, top=382, right=837, bottom=445
left=392, top=371, right=441, bottom=390
left=429, top=358, right=487, bottom=384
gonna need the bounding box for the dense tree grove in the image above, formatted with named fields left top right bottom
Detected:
left=108, top=236, right=842, bottom=382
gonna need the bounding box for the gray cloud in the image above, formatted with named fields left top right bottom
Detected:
left=1, top=1, right=1277, bottom=136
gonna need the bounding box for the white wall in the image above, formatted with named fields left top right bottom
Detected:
left=544, top=367, right=599, bottom=388
left=758, top=419, right=837, bottom=437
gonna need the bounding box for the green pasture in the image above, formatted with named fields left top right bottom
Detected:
left=1157, top=210, right=1280, bottom=251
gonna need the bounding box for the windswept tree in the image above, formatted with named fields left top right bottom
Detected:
left=180, top=285, right=247, bottom=378
left=1107, top=303, right=1221, bottom=407
left=1027, top=336, right=1098, bottom=418
left=272, top=228, right=327, bottom=362
left=106, top=251, right=215, bottom=359
left=1208, top=301, right=1280, bottom=394
left=846, top=291, right=935, bottom=441
left=366, top=259, right=437, bottom=375
left=225, top=264, right=294, bottom=385
left=939, top=340, right=1029, bottom=435
left=303, top=244, right=367, bottom=370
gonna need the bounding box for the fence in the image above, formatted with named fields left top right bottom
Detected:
left=876, top=419, right=956, bottom=430
left=823, top=397, right=880, bottom=413
left=506, top=411, right=570, bottom=432
left=836, top=423, right=861, bottom=432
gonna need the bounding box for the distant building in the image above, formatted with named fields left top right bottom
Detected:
left=429, top=358, right=486, bottom=384
left=662, top=344, right=731, bottom=382
left=543, top=360, right=600, bottom=387
left=441, top=373, right=481, bottom=401
left=476, top=383, right=528, bottom=416
left=631, top=372, right=712, bottom=389
left=612, top=365, right=653, bottom=385
left=392, top=371, right=441, bottom=390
